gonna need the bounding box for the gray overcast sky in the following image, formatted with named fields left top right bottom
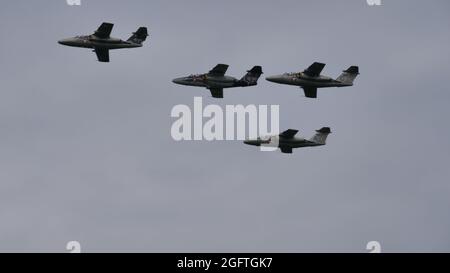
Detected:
left=0, top=0, right=449, bottom=252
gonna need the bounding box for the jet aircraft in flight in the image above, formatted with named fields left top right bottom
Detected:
left=172, top=64, right=263, bottom=98
left=58, top=22, right=148, bottom=62
left=266, top=62, right=359, bottom=98
left=244, top=127, right=332, bottom=154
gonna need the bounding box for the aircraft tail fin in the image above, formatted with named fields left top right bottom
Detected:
left=237, top=66, right=263, bottom=86
left=309, top=127, right=331, bottom=145
left=127, top=27, right=149, bottom=44
left=336, top=66, right=359, bottom=85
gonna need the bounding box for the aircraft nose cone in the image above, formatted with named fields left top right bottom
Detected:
left=172, top=78, right=185, bottom=85
left=244, top=140, right=259, bottom=146
left=58, top=39, right=71, bottom=46
left=58, top=38, right=79, bottom=46
left=266, top=75, right=280, bottom=83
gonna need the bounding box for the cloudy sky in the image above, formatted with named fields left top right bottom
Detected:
left=0, top=0, right=449, bottom=252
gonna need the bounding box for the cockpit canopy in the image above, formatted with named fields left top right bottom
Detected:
left=258, top=136, right=273, bottom=142
left=187, top=74, right=207, bottom=81
left=285, top=72, right=332, bottom=81
left=284, top=72, right=303, bottom=78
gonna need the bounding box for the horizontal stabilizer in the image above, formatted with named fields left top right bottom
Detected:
left=336, top=66, right=360, bottom=85
left=310, top=127, right=332, bottom=145
left=238, top=65, right=263, bottom=86
left=316, top=127, right=331, bottom=134
left=247, top=66, right=263, bottom=75
left=127, top=27, right=149, bottom=44
left=344, top=66, right=359, bottom=75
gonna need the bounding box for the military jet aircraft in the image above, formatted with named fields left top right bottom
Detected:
left=244, top=127, right=332, bottom=154
left=172, top=64, right=263, bottom=98
left=58, top=22, right=148, bottom=62
left=266, top=62, right=359, bottom=98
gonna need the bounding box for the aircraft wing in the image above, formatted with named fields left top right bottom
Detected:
left=303, top=62, right=326, bottom=77
left=94, top=48, right=110, bottom=62
left=208, top=64, right=229, bottom=77
left=302, top=87, right=317, bottom=98
left=94, top=22, right=114, bottom=39
left=209, top=88, right=224, bottom=98
left=279, top=129, right=299, bottom=139
left=280, top=147, right=293, bottom=154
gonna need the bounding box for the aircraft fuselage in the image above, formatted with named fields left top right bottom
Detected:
left=266, top=73, right=351, bottom=88
left=58, top=36, right=142, bottom=50
left=172, top=75, right=248, bottom=89
left=244, top=137, right=323, bottom=148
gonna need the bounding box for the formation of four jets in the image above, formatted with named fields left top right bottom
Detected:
left=58, top=22, right=360, bottom=154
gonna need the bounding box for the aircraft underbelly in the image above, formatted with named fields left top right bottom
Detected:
left=68, top=40, right=94, bottom=48
left=293, top=79, right=336, bottom=88
left=91, top=43, right=131, bottom=49
left=189, top=82, right=208, bottom=87
left=208, top=79, right=235, bottom=88
left=78, top=43, right=94, bottom=49
left=280, top=140, right=320, bottom=148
